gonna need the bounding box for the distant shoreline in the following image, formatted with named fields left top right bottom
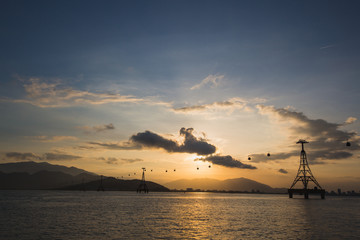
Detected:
left=1, top=188, right=359, bottom=197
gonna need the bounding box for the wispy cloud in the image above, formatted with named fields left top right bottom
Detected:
left=79, top=123, right=115, bottom=133
left=320, top=44, right=335, bottom=50
left=173, top=97, right=265, bottom=113
left=3, top=78, right=143, bottom=108
left=85, top=141, right=142, bottom=150
left=190, top=74, right=224, bottom=90
left=98, top=157, right=143, bottom=165
left=4, top=151, right=82, bottom=161
left=4, top=152, right=41, bottom=161
left=26, top=135, right=78, bottom=142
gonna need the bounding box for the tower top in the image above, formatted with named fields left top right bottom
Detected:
left=297, top=139, right=308, bottom=151
left=296, top=139, right=309, bottom=144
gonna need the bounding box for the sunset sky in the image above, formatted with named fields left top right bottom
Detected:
left=1, top=0, right=359, bottom=189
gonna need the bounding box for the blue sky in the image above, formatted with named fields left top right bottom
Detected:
left=1, top=0, right=359, bottom=188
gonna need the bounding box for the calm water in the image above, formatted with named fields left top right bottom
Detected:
left=0, top=191, right=359, bottom=239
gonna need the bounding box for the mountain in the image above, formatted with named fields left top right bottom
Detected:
left=0, top=161, right=170, bottom=191
left=60, top=177, right=170, bottom=192
left=0, top=161, right=96, bottom=176
left=165, top=177, right=287, bottom=193
left=0, top=170, right=98, bottom=190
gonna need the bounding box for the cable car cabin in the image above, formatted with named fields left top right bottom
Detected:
left=267, top=153, right=271, bottom=157
left=346, top=141, right=351, bottom=147
left=248, top=156, right=251, bottom=160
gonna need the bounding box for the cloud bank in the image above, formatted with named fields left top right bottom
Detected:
left=83, top=128, right=256, bottom=169
left=256, top=105, right=359, bottom=162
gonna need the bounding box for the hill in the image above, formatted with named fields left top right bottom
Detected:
left=0, top=161, right=95, bottom=176
left=0, top=170, right=98, bottom=190
left=165, top=177, right=287, bottom=193
left=60, top=177, right=170, bottom=192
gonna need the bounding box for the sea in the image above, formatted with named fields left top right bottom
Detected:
left=0, top=191, right=359, bottom=240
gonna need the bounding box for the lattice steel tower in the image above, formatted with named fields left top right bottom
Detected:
left=137, top=168, right=149, bottom=193
left=288, top=140, right=325, bottom=199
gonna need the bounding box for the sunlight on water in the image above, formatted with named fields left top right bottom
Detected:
left=1, top=191, right=359, bottom=239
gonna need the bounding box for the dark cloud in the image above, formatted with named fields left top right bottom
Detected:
left=278, top=169, right=288, bottom=174
left=196, top=155, right=257, bottom=169
left=5, top=152, right=82, bottom=161
left=130, top=128, right=216, bottom=155
left=257, top=105, right=359, bottom=162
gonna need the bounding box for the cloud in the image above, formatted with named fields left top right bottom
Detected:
left=173, top=97, right=248, bottom=113
left=250, top=152, right=298, bottom=163
left=80, top=128, right=216, bottom=156
left=320, top=44, right=335, bottom=50
left=4, top=152, right=82, bottom=161
left=278, top=169, right=288, bottom=174
left=98, top=157, right=143, bottom=165
left=130, top=127, right=216, bottom=155
left=79, top=123, right=115, bottom=133
left=120, top=158, right=143, bottom=163
left=5, top=152, right=41, bottom=161
left=190, top=74, right=224, bottom=90
left=3, top=78, right=143, bottom=108
left=195, top=155, right=256, bottom=169
left=344, top=117, right=357, bottom=125
left=85, top=141, right=142, bottom=150
left=43, top=153, right=82, bottom=161
left=256, top=105, right=359, bottom=162
left=27, top=135, right=78, bottom=142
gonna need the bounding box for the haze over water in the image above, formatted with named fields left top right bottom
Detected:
left=1, top=191, right=359, bottom=239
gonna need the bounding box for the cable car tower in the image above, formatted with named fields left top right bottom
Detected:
left=288, top=140, right=325, bottom=199
left=137, top=168, right=149, bottom=193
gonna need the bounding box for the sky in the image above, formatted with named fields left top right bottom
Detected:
left=1, top=0, right=360, bottom=189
